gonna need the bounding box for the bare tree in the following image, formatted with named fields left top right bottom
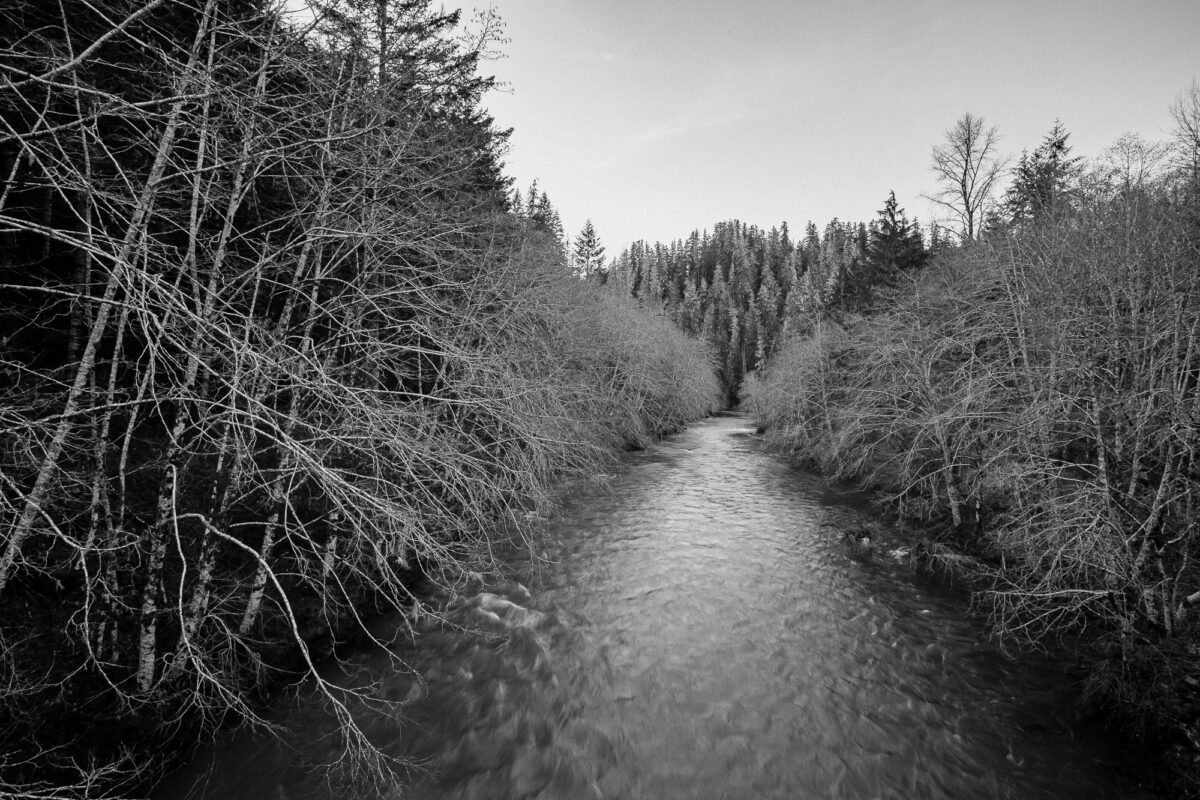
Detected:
left=1170, top=80, right=1200, bottom=190
left=1097, top=132, right=1170, bottom=192
left=926, top=112, right=1007, bottom=242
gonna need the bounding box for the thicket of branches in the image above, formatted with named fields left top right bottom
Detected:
left=747, top=109, right=1200, bottom=747
left=0, top=1, right=720, bottom=796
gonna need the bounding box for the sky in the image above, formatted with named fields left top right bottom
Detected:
left=478, top=0, right=1200, bottom=254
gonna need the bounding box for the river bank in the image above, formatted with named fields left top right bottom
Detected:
left=742, top=191, right=1200, bottom=796
left=758, top=427, right=1200, bottom=800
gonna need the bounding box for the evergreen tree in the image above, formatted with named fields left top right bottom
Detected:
left=518, top=180, right=566, bottom=260
left=780, top=253, right=808, bottom=334
left=534, top=191, right=565, bottom=242
left=1003, top=120, right=1084, bottom=225
left=815, top=219, right=868, bottom=311
left=572, top=219, right=606, bottom=281
left=928, top=221, right=954, bottom=257
left=865, top=191, right=926, bottom=291
left=608, top=249, right=635, bottom=295
left=523, top=178, right=540, bottom=217
left=755, top=262, right=783, bottom=362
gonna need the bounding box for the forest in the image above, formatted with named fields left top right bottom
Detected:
left=0, top=1, right=721, bottom=796
left=4, top=0, right=1200, bottom=797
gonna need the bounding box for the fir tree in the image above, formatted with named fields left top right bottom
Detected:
left=865, top=191, right=926, bottom=288
left=518, top=180, right=566, bottom=259
left=1003, top=120, right=1084, bottom=225
left=572, top=219, right=606, bottom=281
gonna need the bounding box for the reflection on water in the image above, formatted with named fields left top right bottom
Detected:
left=159, top=414, right=1157, bottom=800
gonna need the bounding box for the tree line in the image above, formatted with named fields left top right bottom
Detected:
left=593, top=193, right=931, bottom=405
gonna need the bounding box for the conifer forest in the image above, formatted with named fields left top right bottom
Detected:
left=2, top=1, right=1200, bottom=797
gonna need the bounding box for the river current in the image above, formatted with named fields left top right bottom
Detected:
left=160, top=414, right=1157, bottom=799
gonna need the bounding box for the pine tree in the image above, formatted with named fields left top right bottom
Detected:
left=534, top=191, right=564, bottom=243
left=1003, top=120, right=1084, bottom=225
left=572, top=219, right=606, bottom=281
left=928, top=221, right=954, bottom=257
left=755, top=262, right=783, bottom=362
left=519, top=180, right=566, bottom=260
left=608, top=250, right=635, bottom=295
left=865, top=191, right=926, bottom=291
left=780, top=253, right=808, bottom=334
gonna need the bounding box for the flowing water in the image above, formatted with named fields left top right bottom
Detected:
left=160, top=414, right=1157, bottom=800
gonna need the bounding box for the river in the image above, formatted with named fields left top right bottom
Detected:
left=158, top=413, right=1157, bottom=799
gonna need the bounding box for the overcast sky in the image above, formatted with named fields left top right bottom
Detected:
left=480, top=0, right=1200, bottom=253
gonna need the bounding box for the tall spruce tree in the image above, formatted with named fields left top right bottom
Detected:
left=1004, top=120, right=1083, bottom=225
left=518, top=180, right=566, bottom=259
left=572, top=219, right=606, bottom=281
left=865, top=191, right=926, bottom=292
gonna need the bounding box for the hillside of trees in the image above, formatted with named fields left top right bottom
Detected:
left=0, top=2, right=720, bottom=796
left=602, top=193, right=933, bottom=405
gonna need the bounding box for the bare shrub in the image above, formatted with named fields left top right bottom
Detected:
left=752, top=178, right=1200, bottom=658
